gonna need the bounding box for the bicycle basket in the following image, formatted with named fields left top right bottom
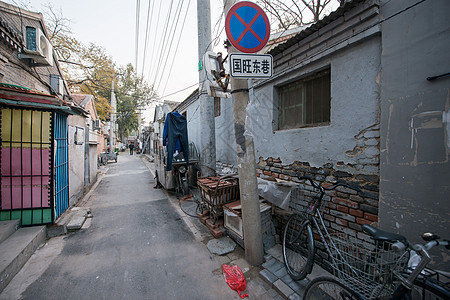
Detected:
left=328, top=233, right=409, bottom=299
left=289, top=184, right=327, bottom=213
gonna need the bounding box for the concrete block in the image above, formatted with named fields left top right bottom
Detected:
left=288, top=293, right=302, bottom=300
left=259, top=269, right=278, bottom=287
left=262, top=258, right=277, bottom=270
left=280, top=273, right=293, bottom=285
left=267, top=259, right=284, bottom=275
left=273, top=279, right=294, bottom=299
left=207, top=237, right=236, bottom=256
left=66, top=216, right=86, bottom=231
left=287, top=280, right=303, bottom=294
left=274, top=266, right=288, bottom=279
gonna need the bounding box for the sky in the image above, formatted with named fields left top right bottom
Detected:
left=7, top=0, right=339, bottom=126
left=7, top=0, right=227, bottom=125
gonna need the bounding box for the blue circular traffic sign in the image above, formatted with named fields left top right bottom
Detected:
left=225, top=1, right=270, bottom=53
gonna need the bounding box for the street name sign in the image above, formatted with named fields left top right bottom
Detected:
left=225, top=1, right=270, bottom=53
left=229, top=53, right=273, bottom=78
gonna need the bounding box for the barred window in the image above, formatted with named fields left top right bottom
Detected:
left=278, top=69, right=330, bottom=130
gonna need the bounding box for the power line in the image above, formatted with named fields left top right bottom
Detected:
left=141, top=0, right=155, bottom=79
left=146, top=0, right=163, bottom=82
left=155, top=0, right=186, bottom=91
left=135, top=0, right=141, bottom=73
left=162, top=0, right=192, bottom=95
left=149, top=0, right=175, bottom=85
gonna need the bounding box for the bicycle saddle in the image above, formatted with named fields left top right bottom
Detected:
left=362, top=224, right=407, bottom=243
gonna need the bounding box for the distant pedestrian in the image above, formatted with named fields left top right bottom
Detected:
left=129, top=143, right=134, bottom=155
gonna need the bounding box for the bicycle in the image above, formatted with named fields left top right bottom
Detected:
left=302, top=226, right=450, bottom=299
left=280, top=176, right=449, bottom=299
left=282, top=176, right=363, bottom=281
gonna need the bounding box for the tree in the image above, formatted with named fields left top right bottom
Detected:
left=39, top=2, right=157, bottom=141
left=256, top=0, right=340, bottom=30
left=40, top=3, right=116, bottom=120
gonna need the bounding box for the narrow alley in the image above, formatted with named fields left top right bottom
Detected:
left=1, top=155, right=244, bottom=300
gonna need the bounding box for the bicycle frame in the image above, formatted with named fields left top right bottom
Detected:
left=304, top=192, right=361, bottom=277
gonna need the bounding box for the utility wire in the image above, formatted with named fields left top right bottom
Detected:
left=149, top=0, right=175, bottom=86
left=141, top=0, right=155, bottom=79
left=155, top=0, right=185, bottom=91
left=135, top=0, right=140, bottom=73
left=146, top=0, right=163, bottom=81
left=162, top=0, right=192, bottom=95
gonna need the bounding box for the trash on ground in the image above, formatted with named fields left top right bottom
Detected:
left=222, top=264, right=248, bottom=298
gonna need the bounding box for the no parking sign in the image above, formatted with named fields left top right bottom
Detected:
left=225, top=1, right=270, bottom=53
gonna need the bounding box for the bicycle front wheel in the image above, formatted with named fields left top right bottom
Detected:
left=282, top=213, right=314, bottom=280
left=303, top=277, right=362, bottom=300
left=410, top=276, right=450, bottom=299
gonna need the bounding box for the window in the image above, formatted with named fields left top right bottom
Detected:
left=278, top=69, right=330, bottom=130
left=214, top=97, right=221, bottom=117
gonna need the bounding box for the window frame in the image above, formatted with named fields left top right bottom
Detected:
left=275, top=68, right=331, bottom=131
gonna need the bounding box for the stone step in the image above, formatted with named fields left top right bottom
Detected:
left=0, top=220, right=20, bottom=245
left=0, top=226, right=46, bottom=293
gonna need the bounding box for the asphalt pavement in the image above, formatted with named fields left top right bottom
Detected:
left=1, top=153, right=246, bottom=300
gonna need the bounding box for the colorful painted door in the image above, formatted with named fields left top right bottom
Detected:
left=0, top=107, right=53, bottom=225
left=53, top=112, right=69, bottom=219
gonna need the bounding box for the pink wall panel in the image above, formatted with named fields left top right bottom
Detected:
left=1, top=176, right=50, bottom=209
left=1, top=148, right=50, bottom=176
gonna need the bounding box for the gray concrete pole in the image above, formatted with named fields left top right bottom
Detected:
left=110, top=80, right=116, bottom=151
left=197, top=0, right=216, bottom=176
left=224, top=0, right=264, bottom=266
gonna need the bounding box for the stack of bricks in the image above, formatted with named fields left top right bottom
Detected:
left=198, top=210, right=224, bottom=239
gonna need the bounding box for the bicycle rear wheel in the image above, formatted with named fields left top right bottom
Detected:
left=303, top=277, right=362, bottom=300
left=282, top=213, right=314, bottom=280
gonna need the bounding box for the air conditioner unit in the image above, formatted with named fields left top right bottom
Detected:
left=19, top=27, right=53, bottom=66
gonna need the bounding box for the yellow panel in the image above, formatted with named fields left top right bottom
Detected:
left=1, top=108, right=51, bottom=149
left=1, top=108, right=12, bottom=141
left=22, top=109, right=32, bottom=144
left=11, top=109, right=22, bottom=147
left=31, top=111, right=51, bottom=148
left=41, top=111, right=51, bottom=147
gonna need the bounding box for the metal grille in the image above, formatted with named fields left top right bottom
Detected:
left=53, top=112, right=69, bottom=219
left=0, top=107, right=53, bottom=225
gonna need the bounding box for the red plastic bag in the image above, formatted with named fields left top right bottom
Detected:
left=223, top=264, right=249, bottom=298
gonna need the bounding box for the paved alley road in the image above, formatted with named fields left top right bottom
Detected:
left=4, top=154, right=237, bottom=300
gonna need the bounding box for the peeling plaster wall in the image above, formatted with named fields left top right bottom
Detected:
left=379, top=0, right=450, bottom=268
left=249, top=36, right=381, bottom=175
